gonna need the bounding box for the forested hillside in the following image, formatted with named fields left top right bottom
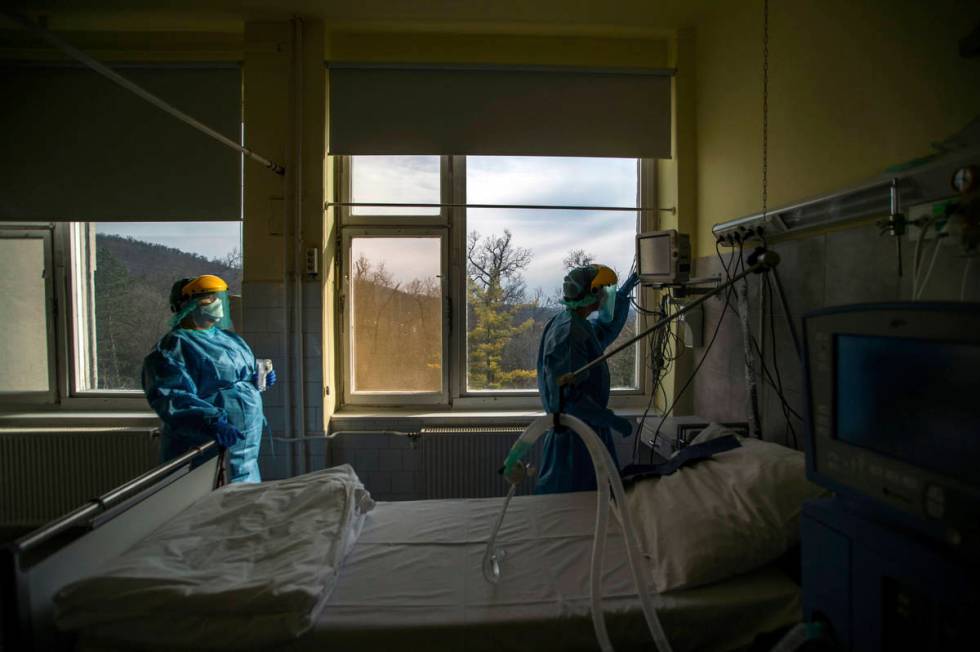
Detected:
left=93, top=235, right=241, bottom=389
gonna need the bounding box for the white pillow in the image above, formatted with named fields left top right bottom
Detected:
left=626, top=429, right=826, bottom=593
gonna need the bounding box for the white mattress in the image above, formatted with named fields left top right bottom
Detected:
left=286, top=492, right=801, bottom=652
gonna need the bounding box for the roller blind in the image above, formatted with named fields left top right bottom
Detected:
left=0, top=64, right=242, bottom=221
left=328, top=63, right=672, bottom=158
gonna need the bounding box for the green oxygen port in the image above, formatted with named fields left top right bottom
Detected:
left=501, top=441, right=533, bottom=479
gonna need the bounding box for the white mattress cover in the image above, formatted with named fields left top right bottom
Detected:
left=287, top=492, right=801, bottom=652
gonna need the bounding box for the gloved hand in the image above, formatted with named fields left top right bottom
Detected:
left=250, top=368, right=278, bottom=391
left=610, top=414, right=635, bottom=438
left=618, top=272, right=640, bottom=298
left=210, top=415, right=244, bottom=448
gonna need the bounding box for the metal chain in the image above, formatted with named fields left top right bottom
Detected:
left=762, top=0, right=769, bottom=220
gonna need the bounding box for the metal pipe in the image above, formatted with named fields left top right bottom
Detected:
left=13, top=440, right=217, bottom=553
left=559, top=251, right=781, bottom=387
left=292, top=17, right=308, bottom=474
left=326, top=201, right=676, bottom=213
left=2, top=10, right=286, bottom=176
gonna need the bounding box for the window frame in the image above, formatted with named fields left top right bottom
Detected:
left=338, top=155, right=658, bottom=410
left=340, top=226, right=451, bottom=407
left=0, top=224, right=58, bottom=405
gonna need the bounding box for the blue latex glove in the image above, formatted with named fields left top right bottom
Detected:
left=250, top=368, right=278, bottom=391
left=610, top=414, right=635, bottom=438
left=618, top=271, right=640, bottom=297
left=210, top=414, right=244, bottom=448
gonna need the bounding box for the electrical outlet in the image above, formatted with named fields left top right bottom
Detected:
left=907, top=198, right=956, bottom=241
left=305, top=247, right=319, bottom=275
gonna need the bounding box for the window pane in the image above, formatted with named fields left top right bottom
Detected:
left=350, top=237, right=442, bottom=393
left=351, top=155, right=440, bottom=215
left=466, top=156, right=640, bottom=392
left=467, top=156, right=637, bottom=207
left=81, top=222, right=242, bottom=391
left=0, top=238, right=49, bottom=393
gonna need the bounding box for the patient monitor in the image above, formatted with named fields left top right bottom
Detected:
left=636, top=229, right=691, bottom=284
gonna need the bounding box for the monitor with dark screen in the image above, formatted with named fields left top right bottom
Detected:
left=835, top=334, right=980, bottom=485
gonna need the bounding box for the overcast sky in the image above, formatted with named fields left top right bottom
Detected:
left=352, top=155, right=639, bottom=296
left=103, top=155, right=640, bottom=296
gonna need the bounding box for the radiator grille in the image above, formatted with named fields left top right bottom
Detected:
left=420, top=425, right=538, bottom=499
left=0, top=428, right=160, bottom=528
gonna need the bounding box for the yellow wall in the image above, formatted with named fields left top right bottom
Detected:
left=325, top=31, right=669, bottom=68
left=694, top=0, right=980, bottom=258
left=655, top=28, right=698, bottom=411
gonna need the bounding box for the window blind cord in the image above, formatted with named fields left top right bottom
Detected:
left=2, top=10, right=286, bottom=176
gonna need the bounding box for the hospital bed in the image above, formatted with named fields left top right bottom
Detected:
left=2, top=439, right=804, bottom=652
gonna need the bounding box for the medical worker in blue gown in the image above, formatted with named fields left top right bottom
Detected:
left=142, top=275, right=275, bottom=483
left=534, top=264, right=640, bottom=494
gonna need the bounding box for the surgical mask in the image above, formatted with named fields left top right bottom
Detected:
left=198, top=298, right=224, bottom=322
left=597, top=285, right=617, bottom=324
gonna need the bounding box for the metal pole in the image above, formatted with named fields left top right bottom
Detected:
left=559, top=251, right=781, bottom=387
left=3, top=10, right=286, bottom=176
left=326, top=201, right=676, bottom=213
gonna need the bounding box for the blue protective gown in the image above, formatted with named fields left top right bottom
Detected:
left=534, top=291, right=633, bottom=494
left=142, top=327, right=264, bottom=483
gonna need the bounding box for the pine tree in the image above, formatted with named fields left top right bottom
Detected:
left=466, top=230, right=537, bottom=389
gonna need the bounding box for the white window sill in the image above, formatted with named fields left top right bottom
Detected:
left=0, top=411, right=160, bottom=429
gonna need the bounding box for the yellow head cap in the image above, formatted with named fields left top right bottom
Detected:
left=181, top=274, right=228, bottom=298
left=590, top=265, right=618, bottom=292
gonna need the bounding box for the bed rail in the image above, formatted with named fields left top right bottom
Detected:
left=1, top=441, right=223, bottom=652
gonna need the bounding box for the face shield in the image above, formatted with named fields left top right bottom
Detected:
left=169, top=291, right=233, bottom=330
left=596, top=284, right=618, bottom=324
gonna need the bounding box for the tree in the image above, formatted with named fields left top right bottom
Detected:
left=466, top=230, right=537, bottom=389
left=350, top=256, right=441, bottom=392
left=215, top=247, right=242, bottom=270
left=563, top=249, right=594, bottom=270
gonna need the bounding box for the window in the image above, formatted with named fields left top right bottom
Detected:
left=340, top=155, right=652, bottom=407
left=465, top=156, right=640, bottom=392
left=0, top=228, right=55, bottom=401
left=347, top=234, right=445, bottom=396
left=350, top=155, right=441, bottom=216
left=71, top=221, right=242, bottom=393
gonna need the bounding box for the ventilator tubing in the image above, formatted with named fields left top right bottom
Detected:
left=485, top=414, right=673, bottom=652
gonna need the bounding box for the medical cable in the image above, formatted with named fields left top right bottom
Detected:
left=962, top=257, right=975, bottom=301
left=765, top=275, right=799, bottom=448
left=915, top=237, right=944, bottom=300
left=716, top=245, right=804, bottom=424
left=650, top=284, right=733, bottom=448
left=912, top=216, right=936, bottom=297
left=734, top=242, right=763, bottom=438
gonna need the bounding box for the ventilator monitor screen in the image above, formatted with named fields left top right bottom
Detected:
left=638, top=233, right=672, bottom=276
left=834, top=334, right=980, bottom=484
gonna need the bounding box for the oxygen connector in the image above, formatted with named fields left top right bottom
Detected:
left=500, top=441, right=534, bottom=484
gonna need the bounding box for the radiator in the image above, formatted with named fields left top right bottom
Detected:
left=0, top=427, right=160, bottom=528
left=420, top=425, right=538, bottom=499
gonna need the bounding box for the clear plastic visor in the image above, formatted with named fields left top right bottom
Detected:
left=170, top=291, right=232, bottom=330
